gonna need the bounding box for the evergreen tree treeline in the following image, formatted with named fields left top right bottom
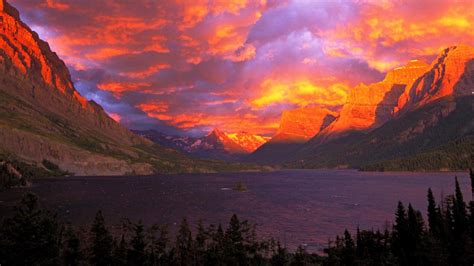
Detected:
left=1, top=172, right=474, bottom=265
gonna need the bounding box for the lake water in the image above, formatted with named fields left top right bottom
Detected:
left=0, top=170, right=471, bottom=251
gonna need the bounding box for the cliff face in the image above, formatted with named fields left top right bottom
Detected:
left=291, top=45, right=474, bottom=169
left=0, top=0, right=142, bottom=145
left=0, top=1, right=209, bottom=175
left=247, top=107, right=336, bottom=164
left=315, top=60, right=430, bottom=142
left=396, top=45, right=474, bottom=113
left=273, top=107, right=337, bottom=143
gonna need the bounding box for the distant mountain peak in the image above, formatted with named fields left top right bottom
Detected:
left=226, top=131, right=270, bottom=153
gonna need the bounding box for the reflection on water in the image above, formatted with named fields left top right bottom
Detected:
left=0, top=169, right=470, bottom=251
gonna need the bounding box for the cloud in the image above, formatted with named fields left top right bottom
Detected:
left=8, top=0, right=474, bottom=136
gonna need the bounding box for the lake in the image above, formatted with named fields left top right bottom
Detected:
left=0, top=169, right=471, bottom=252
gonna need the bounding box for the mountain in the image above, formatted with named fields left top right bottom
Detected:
left=293, top=95, right=473, bottom=170
left=395, top=45, right=474, bottom=113
left=226, top=132, right=270, bottom=153
left=0, top=0, right=251, bottom=175
left=188, top=128, right=248, bottom=159
left=132, top=130, right=198, bottom=152
left=248, top=107, right=337, bottom=164
left=291, top=45, right=474, bottom=170
left=315, top=59, right=430, bottom=143
left=135, top=129, right=269, bottom=161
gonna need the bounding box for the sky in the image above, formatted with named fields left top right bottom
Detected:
left=9, top=0, right=474, bottom=136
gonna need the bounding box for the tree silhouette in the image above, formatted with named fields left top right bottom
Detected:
left=174, top=218, right=194, bottom=265
left=89, top=210, right=114, bottom=265
left=0, top=193, right=61, bottom=265
left=127, top=221, right=146, bottom=266
left=62, top=225, right=83, bottom=266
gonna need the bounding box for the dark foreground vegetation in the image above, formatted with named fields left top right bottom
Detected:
left=0, top=156, right=72, bottom=189
left=1, top=171, right=473, bottom=265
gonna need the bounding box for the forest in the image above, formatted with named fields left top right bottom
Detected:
left=0, top=170, right=473, bottom=265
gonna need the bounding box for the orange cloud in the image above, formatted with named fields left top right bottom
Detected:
left=251, top=79, right=349, bottom=109
left=137, top=102, right=169, bottom=113
left=98, top=82, right=151, bottom=98
left=323, top=2, right=474, bottom=72
left=120, top=63, right=170, bottom=78
left=87, top=48, right=131, bottom=60
left=226, top=43, right=256, bottom=62
left=44, top=0, right=69, bottom=10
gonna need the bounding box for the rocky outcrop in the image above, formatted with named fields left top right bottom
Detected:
left=314, top=60, right=430, bottom=142
left=247, top=107, right=337, bottom=164
left=272, top=107, right=337, bottom=143
left=396, top=45, right=474, bottom=114
left=290, top=45, right=474, bottom=169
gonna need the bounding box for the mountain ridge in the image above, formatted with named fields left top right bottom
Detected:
left=134, top=129, right=269, bottom=161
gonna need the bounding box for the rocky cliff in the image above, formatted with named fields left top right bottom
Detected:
left=291, top=45, right=474, bottom=170
left=273, top=107, right=337, bottom=143
left=396, top=45, right=474, bottom=113
left=248, top=107, right=337, bottom=164
left=315, top=60, right=430, bottom=142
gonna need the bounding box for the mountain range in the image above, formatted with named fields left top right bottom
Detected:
left=134, top=129, right=269, bottom=161
left=249, top=45, right=474, bottom=170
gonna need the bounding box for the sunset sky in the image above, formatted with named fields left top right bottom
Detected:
left=10, top=0, right=474, bottom=136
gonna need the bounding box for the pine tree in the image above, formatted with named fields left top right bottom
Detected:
left=209, top=223, right=225, bottom=265
left=62, top=226, right=82, bottom=266
left=225, top=214, right=246, bottom=264
left=355, top=227, right=362, bottom=257
left=342, top=229, right=355, bottom=265
left=147, top=224, right=169, bottom=265
left=175, top=218, right=194, bottom=265
left=453, top=177, right=468, bottom=235
left=113, top=235, right=128, bottom=266
left=392, top=201, right=408, bottom=264
left=195, top=220, right=207, bottom=265
left=89, top=210, right=114, bottom=265
left=451, top=176, right=471, bottom=264
left=0, top=193, right=61, bottom=265
left=407, top=204, right=425, bottom=264
left=127, top=221, right=146, bottom=266
left=271, top=242, right=289, bottom=266
left=292, top=245, right=310, bottom=266
left=427, top=188, right=440, bottom=236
